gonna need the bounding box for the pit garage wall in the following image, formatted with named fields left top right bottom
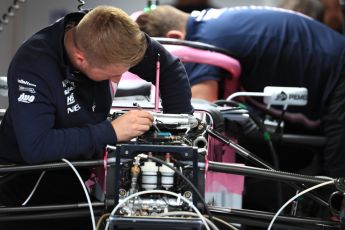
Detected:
left=0, top=0, right=281, bottom=76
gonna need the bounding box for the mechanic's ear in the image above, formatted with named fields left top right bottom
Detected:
left=166, top=30, right=185, bottom=40
left=74, top=48, right=88, bottom=67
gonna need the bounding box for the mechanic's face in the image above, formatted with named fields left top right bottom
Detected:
left=320, top=0, right=344, bottom=32
left=83, top=63, right=129, bottom=83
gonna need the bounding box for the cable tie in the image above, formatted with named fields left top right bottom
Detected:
left=137, top=153, right=148, bottom=159
left=177, top=193, right=181, bottom=204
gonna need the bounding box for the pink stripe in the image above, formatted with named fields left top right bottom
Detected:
left=154, top=58, right=160, bottom=112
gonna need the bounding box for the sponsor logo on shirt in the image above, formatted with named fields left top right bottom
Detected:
left=64, top=86, right=74, bottom=95
left=18, top=79, right=37, bottom=87
left=192, top=6, right=312, bottom=22
left=18, top=93, right=35, bottom=103
left=67, top=104, right=81, bottom=114
left=62, top=79, right=81, bottom=114
left=62, top=79, right=75, bottom=88
left=67, top=93, right=75, bottom=105
left=19, top=86, right=36, bottom=94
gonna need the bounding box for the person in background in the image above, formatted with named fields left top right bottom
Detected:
left=136, top=5, right=345, bottom=177
left=173, top=0, right=217, bottom=13
left=278, top=0, right=325, bottom=21
left=0, top=5, right=193, bottom=229
left=320, top=0, right=344, bottom=33
left=279, top=0, right=344, bottom=33
left=136, top=5, right=345, bottom=222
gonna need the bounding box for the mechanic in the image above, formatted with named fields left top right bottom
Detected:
left=0, top=5, right=193, bottom=229
left=0, top=5, right=193, bottom=165
left=136, top=5, right=345, bottom=178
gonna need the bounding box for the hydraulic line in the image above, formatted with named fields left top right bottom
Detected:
left=206, top=127, right=332, bottom=208
left=210, top=207, right=340, bottom=230
left=0, top=209, right=104, bottom=221
left=207, top=126, right=273, bottom=169
left=0, top=159, right=108, bottom=173
left=208, top=161, right=332, bottom=185
left=0, top=202, right=104, bottom=213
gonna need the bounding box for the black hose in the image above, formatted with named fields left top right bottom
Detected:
left=206, top=127, right=331, bottom=208
left=208, top=161, right=331, bottom=208
left=0, top=202, right=104, bottom=213
left=208, top=161, right=332, bottom=185
left=0, top=209, right=104, bottom=221
left=206, top=126, right=275, bottom=170
left=0, top=159, right=106, bottom=173
left=146, top=155, right=214, bottom=222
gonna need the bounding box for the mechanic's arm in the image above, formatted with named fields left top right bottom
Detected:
left=191, top=80, right=219, bottom=102
left=130, top=34, right=193, bottom=114
left=7, top=57, right=153, bottom=164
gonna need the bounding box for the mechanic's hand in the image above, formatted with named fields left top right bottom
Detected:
left=111, top=110, right=154, bottom=142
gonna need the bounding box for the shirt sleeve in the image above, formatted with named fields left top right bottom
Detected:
left=184, top=62, right=226, bottom=86
left=7, top=50, right=116, bottom=165
left=129, top=34, right=194, bottom=114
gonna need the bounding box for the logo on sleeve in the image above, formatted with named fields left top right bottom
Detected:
left=18, top=93, right=35, bottom=103
left=19, top=86, right=36, bottom=93
left=17, top=79, right=36, bottom=87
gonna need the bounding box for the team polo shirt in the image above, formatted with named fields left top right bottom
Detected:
left=185, top=6, right=345, bottom=121
left=0, top=11, right=192, bottom=164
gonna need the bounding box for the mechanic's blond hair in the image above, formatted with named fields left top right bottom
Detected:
left=136, top=5, right=189, bottom=37
left=75, top=5, right=147, bottom=68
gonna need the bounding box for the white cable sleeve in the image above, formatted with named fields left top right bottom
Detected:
left=62, top=158, right=96, bottom=230
left=267, top=180, right=335, bottom=230
left=21, top=170, right=46, bottom=206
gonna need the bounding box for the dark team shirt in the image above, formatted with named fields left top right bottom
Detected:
left=0, top=11, right=193, bottom=164
left=185, top=6, right=345, bottom=121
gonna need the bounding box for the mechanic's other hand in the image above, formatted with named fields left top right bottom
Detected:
left=111, top=110, right=154, bottom=142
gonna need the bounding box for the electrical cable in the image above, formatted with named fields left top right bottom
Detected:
left=248, top=109, right=283, bottom=208
left=209, top=206, right=339, bottom=229
left=157, top=211, right=220, bottom=230
left=96, top=213, right=110, bottom=230
left=213, top=99, right=241, bottom=107
left=0, top=209, right=105, bottom=222
left=211, top=216, right=239, bottom=230
left=138, top=153, right=214, bottom=221
left=0, top=159, right=107, bottom=174
left=21, top=170, right=46, bottom=206
left=213, top=99, right=281, bottom=173
left=157, top=211, right=241, bottom=230
left=206, top=128, right=330, bottom=208
left=274, top=108, right=286, bottom=134
left=267, top=180, right=335, bottom=230
left=206, top=126, right=274, bottom=169
left=0, top=0, right=26, bottom=32
left=61, top=158, right=96, bottom=230
left=226, top=92, right=271, bottom=102
left=0, top=202, right=104, bottom=213
left=105, top=189, right=210, bottom=230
